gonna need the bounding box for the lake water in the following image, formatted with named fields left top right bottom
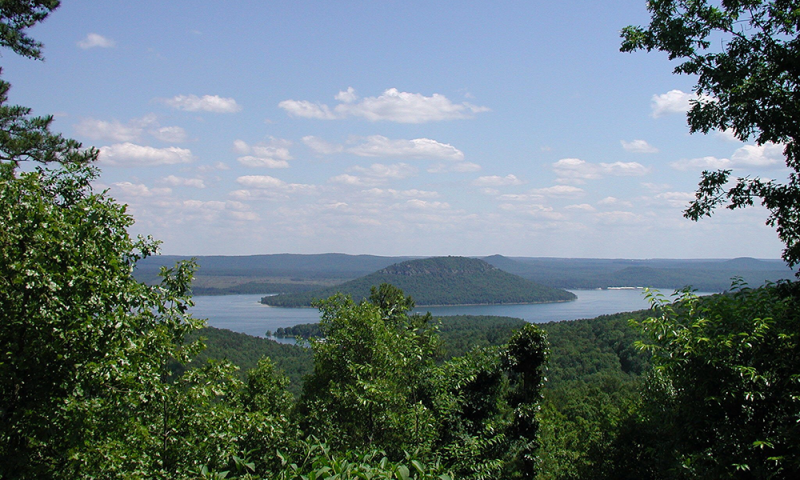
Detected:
left=190, top=288, right=710, bottom=339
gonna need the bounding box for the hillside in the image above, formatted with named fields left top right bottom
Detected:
left=483, top=255, right=793, bottom=291
left=261, top=256, right=576, bottom=307
left=135, top=253, right=792, bottom=295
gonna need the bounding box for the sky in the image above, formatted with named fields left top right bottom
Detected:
left=1, top=0, right=788, bottom=259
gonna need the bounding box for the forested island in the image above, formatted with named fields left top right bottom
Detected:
left=261, top=256, right=577, bottom=307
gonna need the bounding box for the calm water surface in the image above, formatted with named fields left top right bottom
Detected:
left=190, top=288, right=711, bottom=338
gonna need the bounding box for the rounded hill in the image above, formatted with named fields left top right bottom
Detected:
left=261, top=256, right=576, bottom=307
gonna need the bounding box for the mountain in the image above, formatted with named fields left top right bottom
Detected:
left=261, top=256, right=576, bottom=307
left=482, top=255, right=793, bottom=291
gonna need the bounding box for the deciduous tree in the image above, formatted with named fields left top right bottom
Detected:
left=622, top=0, right=800, bottom=267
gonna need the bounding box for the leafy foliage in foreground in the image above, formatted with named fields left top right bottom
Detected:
left=625, top=283, right=800, bottom=478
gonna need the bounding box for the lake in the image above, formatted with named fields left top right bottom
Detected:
left=190, top=288, right=711, bottom=339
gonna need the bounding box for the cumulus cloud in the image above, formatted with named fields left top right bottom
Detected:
left=151, top=126, right=188, bottom=143
left=197, top=162, right=231, bottom=171
left=279, top=87, right=489, bottom=123
left=363, top=188, right=439, bottom=199
left=428, top=161, right=482, bottom=173
left=530, top=185, right=584, bottom=197
left=348, top=135, right=465, bottom=160
left=499, top=203, right=563, bottom=220
left=621, top=139, right=658, bottom=153
left=670, top=142, right=785, bottom=171
left=595, top=211, right=642, bottom=224
left=277, top=100, right=336, bottom=119
left=404, top=199, right=451, bottom=210
left=472, top=174, right=524, bottom=187
left=237, top=156, right=289, bottom=168
left=159, top=175, right=206, bottom=188
left=651, top=89, right=695, bottom=118
left=598, top=196, right=633, bottom=207
left=75, top=115, right=188, bottom=143
left=75, top=118, right=141, bottom=142
left=99, top=143, right=193, bottom=166
left=303, top=136, right=344, bottom=154
left=553, top=158, right=649, bottom=183
left=353, top=163, right=416, bottom=179
left=78, top=33, right=115, bottom=49
left=331, top=163, right=417, bottom=186
left=111, top=182, right=170, bottom=197
left=328, top=174, right=366, bottom=186
left=163, top=94, right=242, bottom=113
left=655, top=191, right=695, bottom=208
left=235, top=175, right=316, bottom=195
left=565, top=203, right=596, bottom=212
left=716, top=128, right=742, bottom=142
left=234, top=139, right=292, bottom=168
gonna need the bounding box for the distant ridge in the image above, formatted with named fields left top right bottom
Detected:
left=261, top=256, right=576, bottom=307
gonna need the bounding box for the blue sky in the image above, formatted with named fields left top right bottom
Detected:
left=3, top=0, right=787, bottom=258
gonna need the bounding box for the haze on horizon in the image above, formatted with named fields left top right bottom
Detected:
left=3, top=1, right=787, bottom=259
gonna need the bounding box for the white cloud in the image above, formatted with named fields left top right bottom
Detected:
left=233, top=139, right=293, bottom=168
left=99, top=143, right=193, bottom=166
left=348, top=135, right=464, bottom=160
left=197, top=162, right=231, bottom=171
left=404, top=199, right=451, bottom=210
left=235, top=175, right=316, bottom=195
left=279, top=87, right=489, bottom=123
left=159, top=175, right=206, bottom=188
left=164, top=94, right=242, bottom=113
left=499, top=203, right=563, bottom=220
left=671, top=155, right=730, bottom=171
left=364, top=188, right=439, bottom=199
left=602, top=161, right=650, bottom=176
left=303, top=136, right=344, bottom=154
left=328, top=163, right=418, bottom=187
left=472, top=174, right=524, bottom=187
left=351, top=162, right=417, bottom=182
left=329, top=174, right=366, bottom=186
left=497, top=193, right=545, bottom=202
left=277, top=100, right=336, bottom=119
left=75, top=118, right=141, bottom=142
left=335, top=87, right=358, bottom=103
left=651, top=89, right=695, bottom=118
left=531, top=185, right=584, bottom=197
left=596, top=211, right=642, bottom=224
left=151, top=126, right=188, bottom=143
left=78, top=33, right=115, bottom=49
left=230, top=211, right=259, bottom=221
left=670, top=142, right=785, bottom=171
left=621, top=139, right=658, bottom=153
left=75, top=116, right=188, bottom=143
left=730, top=143, right=784, bottom=167
left=565, top=204, right=596, bottom=212
left=716, top=128, right=742, bottom=142
left=111, top=182, right=171, bottom=197
left=598, top=196, right=632, bottom=207
left=428, top=161, right=482, bottom=173
left=655, top=191, right=695, bottom=208
left=553, top=158, right=600, bottom=182
left=553, top=158, right=649, bottom=183
left=237, top=156, right=290, bottom=168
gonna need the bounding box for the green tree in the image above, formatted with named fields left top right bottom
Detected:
left=0, top=3, right=243, bottom=477
left=297, top=284, right=439, bottom=455
left=628, top=284, right=800, bottom=478
left=621, top=0, right=800, bottom=267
